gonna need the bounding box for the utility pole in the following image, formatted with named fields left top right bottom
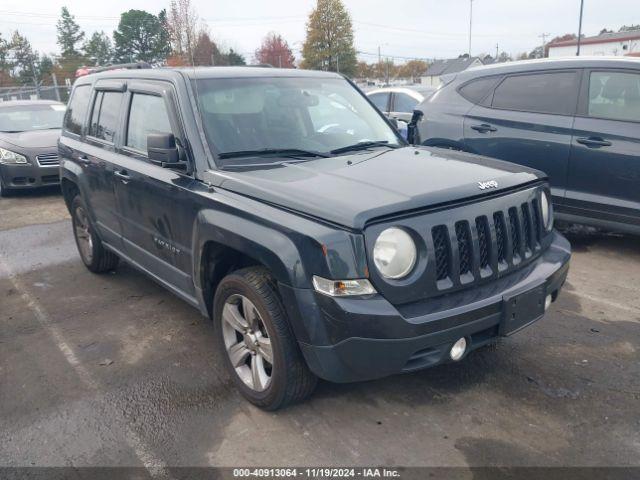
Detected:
left=51, top=73, right=61, bottom=102
left=576, top=0, right=585, bottom=55
left=468, top=0, right=474, bottom=56
left=495, top=43, right=499, bottom=60
left=539, top=33, right=550, bottom=58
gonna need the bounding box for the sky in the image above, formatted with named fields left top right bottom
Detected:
left=0, top=0, right=637, bottom=63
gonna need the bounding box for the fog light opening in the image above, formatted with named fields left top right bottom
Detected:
left=450, top=337, right=467, bottom=361
left=544, top=294, right=553, bottom=311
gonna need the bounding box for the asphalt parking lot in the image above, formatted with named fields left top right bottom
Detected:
left=1, top=188, right=639, bottom=471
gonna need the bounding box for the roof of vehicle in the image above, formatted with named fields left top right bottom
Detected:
left=75, top=66, right=344, bottom=85
left=424, top=57, right=482, bottom=76
left=367, top=85, right=436, bottom=100
left=457, top=56, right=640, bottom=80
left=0, top=99, right=64, bottom=108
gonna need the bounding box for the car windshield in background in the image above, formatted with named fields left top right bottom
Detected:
left=0, top=104, right=66, bottom=132
left=193, top=76, right=401, bottom=166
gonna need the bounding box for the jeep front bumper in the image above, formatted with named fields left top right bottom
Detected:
left=280, top=231, right=570, bottom=383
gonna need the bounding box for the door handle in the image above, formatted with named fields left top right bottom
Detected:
left=114, top=170, right=131, bottom=183
left=470, top=123, right=497, bottom=133
left=77, top=155, right=91, bottom=166
left=576, top=137, right=612, bottom=148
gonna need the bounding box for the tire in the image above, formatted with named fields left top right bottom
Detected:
left=213, top=267, right=317, bottom=410
left=71, top=195, right=119, bottom=273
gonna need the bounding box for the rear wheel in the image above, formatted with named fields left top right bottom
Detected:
left=214, top=267, right=317, bottom=410
left=71, top=195, right=119, bottom=273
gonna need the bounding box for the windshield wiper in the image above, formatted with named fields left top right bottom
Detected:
left=330, top=141, right=397, bottom=155
left=219, top=148, right=331, bottom=159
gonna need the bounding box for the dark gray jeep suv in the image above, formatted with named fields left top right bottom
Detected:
left=59, top=67, right=570, bottom=409
left=409, top=57, right=640, bottom=235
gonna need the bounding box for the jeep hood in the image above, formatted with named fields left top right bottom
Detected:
left=209, top=146, right=544, bottom=230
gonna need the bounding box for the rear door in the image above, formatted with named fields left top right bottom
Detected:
left=80, top=82, right=127, bottom=248
left=389, top=91, right=420, bottom=123
left=565, top=68, right=640, bottom=230
left=463, top=70, right=581, bottom=203
left=113, top=81, right=199, bottom=300
left=368, top=91, right=391, bottom=115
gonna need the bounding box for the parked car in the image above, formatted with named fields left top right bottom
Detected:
left=409, top=57, right=640, bottom=236
left=59, top=67, right=570, bottom=410
left=0, top=100, right=66, bottom=196
left=367, top=86, right=437, bottom=123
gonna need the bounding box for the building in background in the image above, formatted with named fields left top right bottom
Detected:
left=419, top=57, right=483, bottom=87
left=548, top=30, right=640, bottom=57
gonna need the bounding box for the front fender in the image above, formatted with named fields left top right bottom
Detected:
left=191, top=190, right=370, bottom=292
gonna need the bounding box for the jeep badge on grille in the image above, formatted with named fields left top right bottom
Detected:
left=478, top=180, right=498, bottom=190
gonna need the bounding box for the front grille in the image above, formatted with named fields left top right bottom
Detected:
left=36, top=153, right=59, bottom=166
left=428, top=197, right=543, bottom=289
left=455, top=221, right=472, bottom=275
left=432, top=225, right=451, bottom=281
left=531, top=200, right=542, bottom=243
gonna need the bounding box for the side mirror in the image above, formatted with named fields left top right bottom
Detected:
left=147, top=133, right=182, bottom=167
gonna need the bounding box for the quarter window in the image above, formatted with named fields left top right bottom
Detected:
left=64, top=85, right=91, bottom=135
left=459, top=76, right=500, bottom=104
left=126, top=94, right=173, bottom=152
left=492, top=71, right=579, bottom=115
left=588, top=71, right=640, bottom=122
left=89, top=91, right=123, bottom=143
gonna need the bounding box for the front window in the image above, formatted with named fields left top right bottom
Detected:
left=194, top=76, right=401, bottom=166
left=0, top=103, right=66, bottom=133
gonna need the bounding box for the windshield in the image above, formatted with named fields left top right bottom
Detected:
left=0, top=104, right=66, bottom=132
left=193, top=76, right=401, bottom=166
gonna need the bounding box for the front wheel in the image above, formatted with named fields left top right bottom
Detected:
left=71, top=195, right=119, bottom=273
left=213, top=267, right=317, bottom=410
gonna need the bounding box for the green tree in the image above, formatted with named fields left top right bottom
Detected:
left=301, top=0, right=357, bottom=76
left=113, top=10, right=169, bottom=63
left=83, top=31, right=113, bottom=66
left=9, top=31, right=38, bottom=85
left=57, top=7, right=85, bottom=58
left=226, top=48, right=246, bottom=65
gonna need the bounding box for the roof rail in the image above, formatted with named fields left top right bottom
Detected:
left=75, top=62, right=152, bottom=78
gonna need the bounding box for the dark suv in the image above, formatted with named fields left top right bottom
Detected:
left=410, top=57, right=640, bottom=235
left=59, top=67, right=570, bottom=409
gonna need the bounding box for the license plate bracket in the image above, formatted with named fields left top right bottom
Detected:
left=500, top=283, right=546, bottom=336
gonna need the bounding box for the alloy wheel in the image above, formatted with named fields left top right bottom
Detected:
left=74, top=205, right=93, bottom=264
left=221, top=294, right=273, bottom=392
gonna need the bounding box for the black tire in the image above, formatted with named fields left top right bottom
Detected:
left=0, top=176, right=9, bottom=198
left=213, top=267, right=317, bottom=410
left=71, top=195, right=119, bottom=273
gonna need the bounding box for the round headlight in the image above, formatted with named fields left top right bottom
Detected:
left=541, top=191, right=553, bottom=231
left=373, top=227, right=417, bottom=279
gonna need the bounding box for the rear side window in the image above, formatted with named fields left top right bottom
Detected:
left=63, top=85, right=91, bottom=135
left=89, top=91, right=123, bottom=143
left=588, top=71, right=640, bottom=122
left=368, top=92, right=390, bottom=112
left=126, top=94, right=173, bottom=152
left=458, top=76, right=500, bottom=104
left=393, top=93, right=419, bottom=113
left=492, top=71, right=579, bottom=115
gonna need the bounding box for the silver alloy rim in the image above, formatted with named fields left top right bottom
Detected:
left=221, top=294, right=273, bottom=392
left=74, top=206, right=93, bottom=263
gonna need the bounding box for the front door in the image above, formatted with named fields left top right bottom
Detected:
left=113, top=83, right=199, bottom=300
left=463, top=70, right=581, bottom=203
left=565, top=68, right=640, bottom=231
left=82, top=84, right=127, bottom=248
